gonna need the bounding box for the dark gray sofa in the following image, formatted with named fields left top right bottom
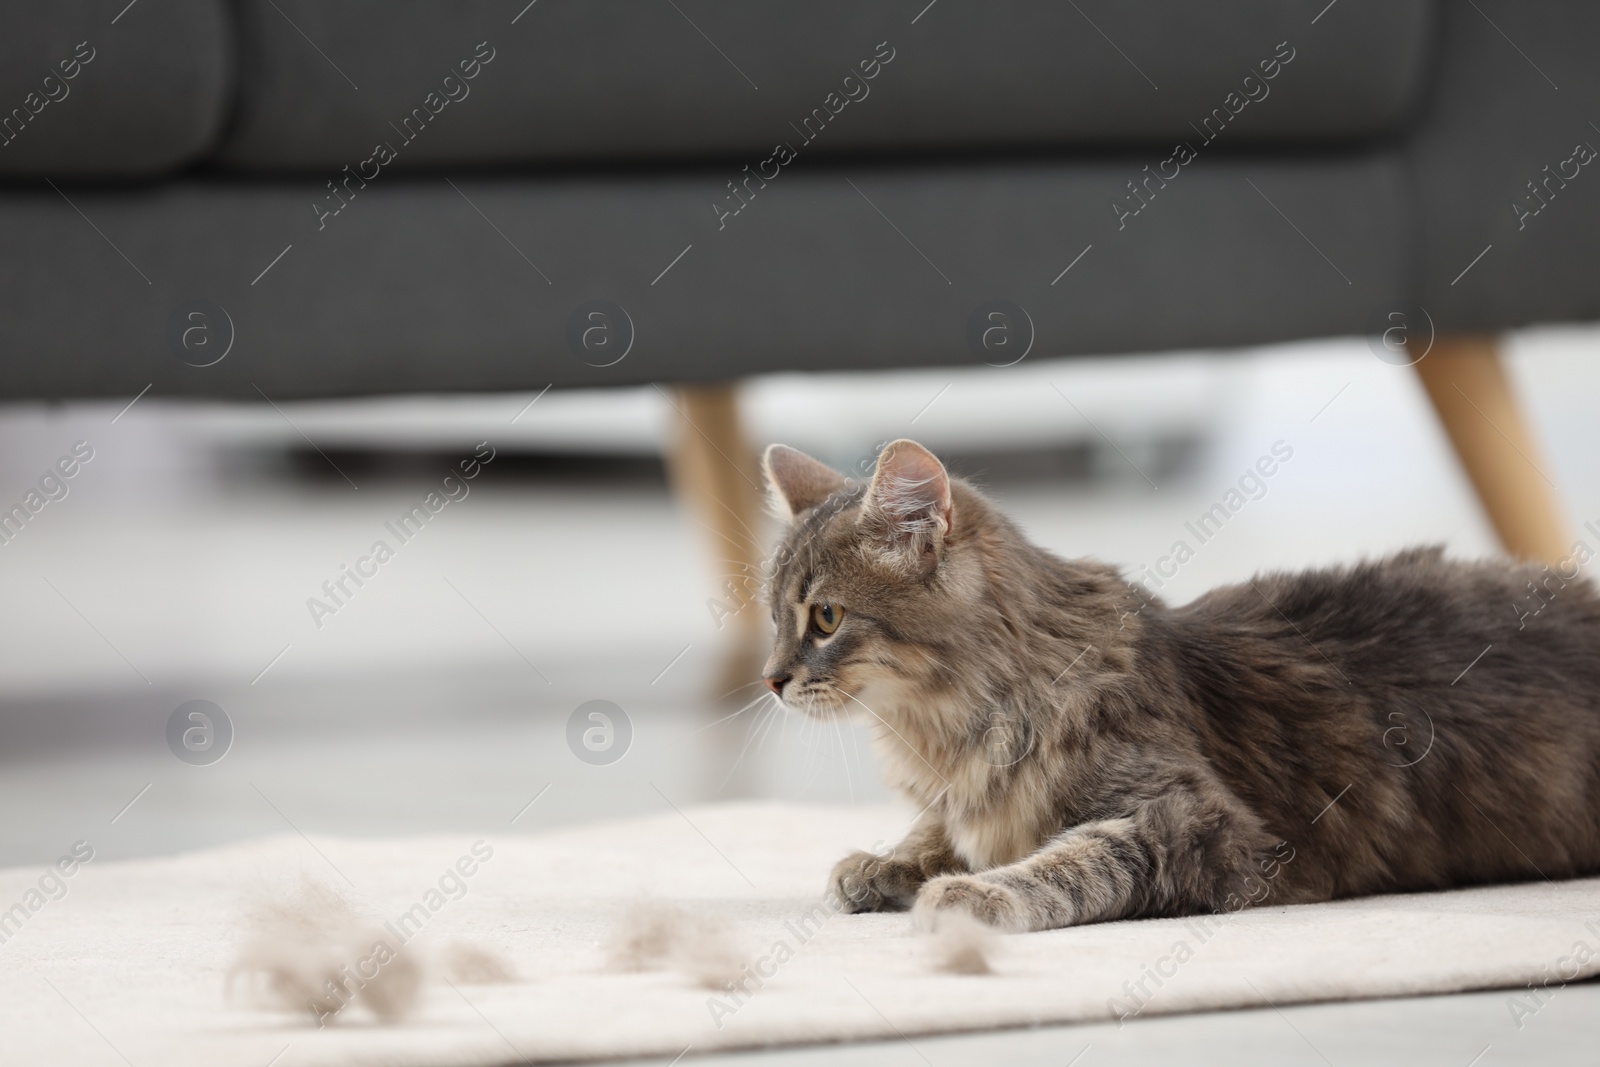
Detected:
left=4, top=0, right=1596, bottom=402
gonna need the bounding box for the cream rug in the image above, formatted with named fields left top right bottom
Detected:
left=5, top=801, right=1600, bottom=1066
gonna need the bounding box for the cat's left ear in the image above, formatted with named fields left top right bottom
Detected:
left=763, top=444, right=847, bottom=518
left=861, top=439, right=952, bottom=562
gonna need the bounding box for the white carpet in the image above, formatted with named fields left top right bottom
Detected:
left=5, top=801, right=1599, bottom=1066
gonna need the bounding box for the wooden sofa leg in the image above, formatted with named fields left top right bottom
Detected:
left=1411, top=335, right=1570, bottom=565
left=662, top=382, right=768, bottom=699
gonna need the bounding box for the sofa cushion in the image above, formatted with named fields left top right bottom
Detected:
left=0, top=1, right=233, bottom=178
left=0, top=154, right=1407, bottom=400
left=217, top=0, right=1434, bottom=172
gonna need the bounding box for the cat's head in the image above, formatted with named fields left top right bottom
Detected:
left=759, top=439, right=994, bottom=719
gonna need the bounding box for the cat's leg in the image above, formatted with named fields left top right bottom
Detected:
left=912, top=787, right=1269, bottom=932
left=832, top=816, right=967, bottom=912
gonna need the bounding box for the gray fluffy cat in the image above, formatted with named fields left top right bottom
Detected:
left=759, top=438, right=1600, bottom=933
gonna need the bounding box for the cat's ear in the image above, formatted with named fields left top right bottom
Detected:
left=861, top=439, right=952, bottom=560
left=762, top=444, right=847, bottom=518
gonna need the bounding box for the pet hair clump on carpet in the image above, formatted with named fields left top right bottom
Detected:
left=606, top=899, right=750, bottom=990
left=923, top=911, right=997, bottom=975
left=229, top=881, right=516, bottom=1025
left=443, top=939, right=518, bottom=984
left=229, top=881, right=425, bottom=1025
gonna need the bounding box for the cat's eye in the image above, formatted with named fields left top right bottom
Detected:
left=811, top=603, right=844, bottom=634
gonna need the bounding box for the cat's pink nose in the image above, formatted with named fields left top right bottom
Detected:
left=764, top=673, right=791, bottom=696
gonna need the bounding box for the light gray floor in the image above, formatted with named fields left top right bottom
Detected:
left=3, top=339, right=1600, bottom=1062
left=654, top=983, right=1600, bottom=1067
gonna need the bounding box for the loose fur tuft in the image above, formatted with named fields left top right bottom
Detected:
left=229, top=882, right=424, bottom=1025
left=922, top=910, right=997, bottom=975
left=229, top=882, right=516, bottom=1025
left=605, top=899, right=749, bottom=990
left=443, top=940, right=518, bottom=984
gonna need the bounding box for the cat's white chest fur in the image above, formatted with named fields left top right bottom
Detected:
left=867, top=704, right=1052, bottom=871
left=945, top=806, right=1041, bottom=870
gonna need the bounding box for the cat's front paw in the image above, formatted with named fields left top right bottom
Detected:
left=830, top=850, right=922, bottom=912
left=913, top=874, right=1027, bottom=932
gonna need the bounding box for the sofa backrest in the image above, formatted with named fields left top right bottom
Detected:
left=0, top=0, right=232, bottom=177
left=2, top=1, right=1436, bottom=179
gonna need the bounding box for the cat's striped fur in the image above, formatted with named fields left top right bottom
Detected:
left=760, top=439, right=1600, bottom=932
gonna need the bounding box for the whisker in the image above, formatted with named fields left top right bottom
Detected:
left=802, top=717, right=833, bottom=794
left=909, top=783, right=953, bottom=828
left=716, top=701, right=777, bottom=793
left=711, top=492, right=766, bottom=550
left=689, top=691, right=772, bottom=736
left=715, top=678, right=768, bottom=703
left=827, top=684, right=951, bottom=787
left=685, top=514, right=759, bottom=554
left=708, top=568, right=756, bottom=576
left=752, top=696, right=784, bottom=757
left=831, top=716, right=855, bottom=806
left=789, top=712, right=808, bottom=790
left=846, top=715, right=866, bottom=799
left=799, top=716, right=820, bottom=794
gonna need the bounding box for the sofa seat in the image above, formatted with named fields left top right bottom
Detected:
left=0, top=154, right=1406, bottom=400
